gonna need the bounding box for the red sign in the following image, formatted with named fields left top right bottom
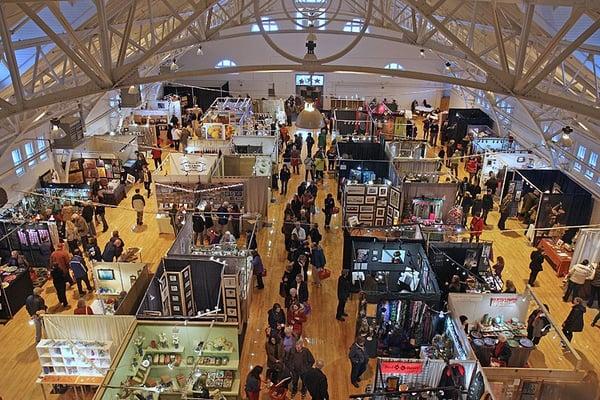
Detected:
left=380, top=361, right=423, bottom=375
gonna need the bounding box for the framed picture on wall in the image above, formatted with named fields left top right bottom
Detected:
left=394, top=209, right=400, bottom=219
left=365, top=196, right=376, bottom=204
left=346, top=185, right=366, bottom=195
left=366, top=186, right=378, bottom=196
left=387, top=207, right=393, bottom=217
left=347, top=196, right=365, bottom=205
left=376, top=208, right=386, bottom=217
left=375, top=218, right=384, bottom=226
left=386, top=216, right=393, bottom=225
left=379, top=186, right=389, bottom=197
left=359, top=214, right=373, bottom=221
left=360, top=205, right=374, bottom=213
left=226, top=299, right=237, bottom=307
left=347, top=205, right=359, bottom=213
left=377, top=198, right=387, bottom=207
left=390, top=188, right=401, bottom=209
left=223, top=278, right=237, bottom=288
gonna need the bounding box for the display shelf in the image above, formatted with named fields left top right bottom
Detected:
left=36, top=339, right=113, bottom=378
left=144, top=346, right=186, bottom=354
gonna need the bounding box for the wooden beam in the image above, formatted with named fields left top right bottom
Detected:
left=0, top=5, right=24, bottom=106
left=117, top=0, right=138, bottom=67
left=492, top=3, right=509, bottom=72
left=94, top=0, right=113, bottom=78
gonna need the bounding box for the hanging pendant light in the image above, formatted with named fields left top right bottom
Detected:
left=170, top=59, right=179, bottom=72
left=558, top=126, right=573, bottom=148
left=196, top=46, right=204, bottom=56
left=128, top=85, right=139, bottom=94
left=50, top=118, right=67, bottom=140
left=296, top=99, right=323, bottom=130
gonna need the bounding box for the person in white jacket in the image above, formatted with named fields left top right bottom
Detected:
left=563, top=259, right=594, bottom=302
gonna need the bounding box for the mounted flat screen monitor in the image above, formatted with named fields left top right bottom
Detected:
left=97, top=269, right=116, bottom=281
left=380, top=249, right=406, bottom=264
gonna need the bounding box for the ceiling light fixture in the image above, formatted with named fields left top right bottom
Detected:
left=50, top=118, right=67, bottom=140
left=445, top=61, right=451, bottom=71
left=196, top=46, right=203, bottom=56
left=296, top=99, right=323, bottom=130
left=170, top=59, right=179, bottom=72
left=558, top=126, right=573, bottom=148
left=419, top=49, right=425, bottom=57
left=128, top=85, right=139, bottom=95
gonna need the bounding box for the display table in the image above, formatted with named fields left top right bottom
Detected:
left=156, top=213, right=174, bottom=234
left=471, top=340, right=532, bottom=368
left=538, top=239, right=573, bottom=277
left=100, top=183, right=126, bottom=205
left=0, top=267, right=34, bottom=320
left=37, top=375, right=103, bottom=400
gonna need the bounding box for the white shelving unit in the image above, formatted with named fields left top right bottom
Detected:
left=36, top=339, right=114, bottom=377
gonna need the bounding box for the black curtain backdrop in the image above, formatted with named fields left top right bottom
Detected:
left=446, top=108, right=494, bottom=142
left=137, top=264, right=164, bottom=316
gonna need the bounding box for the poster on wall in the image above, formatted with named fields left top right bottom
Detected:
left=380, top=360, right=423, bottom=374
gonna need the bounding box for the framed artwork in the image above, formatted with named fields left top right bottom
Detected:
left=227, top=308, right=238, bottom=316
left=386, top=216, right=393, bottom=225
left=359, top=214, right=373, bottom=221
left=366, top=186, right=378, bottom=196
left=225, top=289, right=236, bottom=297
left=172, top=296, right=179, bottom=302
left=365, top=196, right=376, bottom=205
left=170, top=285, right=179, bottom=292
left=377, top=198, right=387, bottom=207
left=376, top=208, right=386, bottom=217
left=394, top=209, right=400, bottom=218
left=226, top=299, right=237, bottom=307
left=172, top=305, right=181, bottom=312
left=169, top=275, right=178, bottom=282
left=346, top=185, right=366, bottom=195
left=390, top=188, right=401, bottom=209
left=378, top=186, right=389, bottom=197
left=375, top=218, right=384, bottom=226
left=347, top=196, right=365, bottom=205
left=347, top=205, right=359, bottom=213
left=387, top=207, right=393, bottom=217
left=360, top=205, right=374, bottom=213
left=223, top=277, right=237, bottom=288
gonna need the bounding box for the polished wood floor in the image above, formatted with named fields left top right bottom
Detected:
left=1, top=132, right=600, bottom=399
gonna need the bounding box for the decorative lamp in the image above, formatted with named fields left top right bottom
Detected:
left=296, top=99, right=323, bottom=130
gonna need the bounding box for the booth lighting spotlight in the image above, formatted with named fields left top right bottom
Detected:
left=445, top=61, right=452, bottom=70
left=170, top=58, right=179, bottom=72
left=419, top=49, right=425, bottom=57
left=558, top=125, right=573, bottom=147
left=196, top=46, right=204, bottom=56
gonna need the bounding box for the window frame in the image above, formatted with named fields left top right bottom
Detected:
left=215, top=59, right=237, bottom=68
left=11, top=148, right=24, bottom=176
left=24, top=141, right=36, bottom=167
left=577, top=145, right=587, bottom=160
left=37, top=136, right=48, bottom=161
left=343, top=18, right=369, bottom=33
left=251, top=16, right=278, bottom=32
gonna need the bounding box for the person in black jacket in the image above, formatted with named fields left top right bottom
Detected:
left=336, top=269, right=352, bottom=321
left=285, top=339, right=315, bottom=398
left=94, top=196, right=108, bottom=233
left=323, top=193, right=335, bottom=229
left=562, top=297, right=586, bottom=343
left=306, top=132, right=315, bottom=156
left=349, top=336, right=368, bottom=387
left=191, top=208, right=205, bottom=246
left=25, top=287, right=47, bottom=343
left=482, top=189, right=494, bottom=225
left=81, top=200, right=96, bottom=237
left=528, top=249, right=544, bottom=286
left=308, top=223, right=322, bottom=245
left=293, top=274, right=309, bottom=304
left=279, top=164, right=291, bottom=195
left=303, top=360, right=329, bottom=400
left=86, top=238, right=103, bottom=262
left=268, top=303, right=286, bottom=335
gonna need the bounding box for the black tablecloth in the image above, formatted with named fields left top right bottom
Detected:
left=473, top=341, right=532, bottom=367
left=0, top=269, right=33, bottom=319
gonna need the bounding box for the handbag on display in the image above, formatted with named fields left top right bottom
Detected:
left=318, top=268, right=331, bottom=280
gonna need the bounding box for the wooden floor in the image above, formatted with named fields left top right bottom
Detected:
left=1, top=133, right=600, bottom=399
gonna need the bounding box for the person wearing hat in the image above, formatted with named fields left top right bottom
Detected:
left=25, top=287, right=47, bottom=343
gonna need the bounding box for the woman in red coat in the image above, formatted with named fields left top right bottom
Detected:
left=291, top=146, right=301, bottom=174
left=466, top=157, right=478, bottom=183
left=287, top=303, right=307, bottom=337
left=469, top=215, right=484, bottom=243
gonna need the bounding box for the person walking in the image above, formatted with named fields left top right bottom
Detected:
left=314, top=155, right=325, bottom=182
left=482, top=189, right=494, bottom=225
left=498, top=194, right=513, bottom=231
left=285, top=339, right=315, bottom=398
left=131, top=188, right=145, bottom=226
left=172, top=123, right=181, bottom=151
left=291, top=146, right=301, bottom=174
left=141, top=165, right=152, bottom=198
left=310, top=242, right=326, bottom=287
left=65, top=218, right=80, bottom=253
left=191, top=208, right=205, bottom=246
left=69, top=249, right=93, bottom=296
left=336, top=269, right=352, bottom=321
left=266, top=335, right=285, bottom=382
left=244, top=365, right=263, bottom=400
left=306, top=132, right=315, bottom=156
left=50, top=262, right=69, bottom=308
left=563, top=260, right=594, bottom=302
left=251, top=250, right=265, bottom=289
left=86, top=237, right=103, bottom=262
left=303, top=360, right=329, bottom=400
left=94, top=197, right=108, bottom=233
left=151, top=146, right=162, bottom=169
left=465, top=157, right=478, bottom=183
left=81, top=200, right=96, bottom=237
left=50, top=242, right=74, bottom=287
left=304, top=155, right=315, bottom=182
left=349, top=337, right=369, bottom=388
left=280, top=164, right=291, bottom=195
left=25, top=287, right=47, bottom=344
left=527, top=305, right=550, bottom=345
left=588, top=265, right=600, bottom=307
left=562, top=297, right=586, bottom=343
left=450, top=149, right=461, bottom=177
left=323, top=193, right=335, bottom=229
left=485, top=172, right=499, bottom=195
left=268, top=303, right=286, bottom=337
left=492, top=256, right=505, bottom=279
left=469, top=214, right=484, bottom=243
left=528, top=248, right=544, bottom=286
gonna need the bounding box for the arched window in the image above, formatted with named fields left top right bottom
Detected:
left=251, top=17, right=279, bottom=32
left=215, top=59, right=237, bottom=68
left=384, top=63, right=404, bottom=70
left=343, top=18, right=369, bottom=33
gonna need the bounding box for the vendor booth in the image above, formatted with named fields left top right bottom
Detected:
left=400, top=182, right=459, bottom=225
left=94, top=321, right=241, bottom=400
left=480, top=152, right=550, bottom=195
left=0, top=262, right=34, bottom=321
left=137, top=220, right=252, bottom=332
left=251, top=98, right=286, bottom=126
left=0, top=219, right=58, bottom=267
left=231, top=135, right=278, bottom=162
left=153, top=153, right=219, bottom=212
left=185, top=138, right=231, bottom=155
left=502, top=169, right=593, bottom=244
left=37, top=314, right=135, bottom=399
left=91, top=262, right=151, bottom=315
left=337, top=138, right=392, bottom=197
left=333, top=108, right=373, bottom=136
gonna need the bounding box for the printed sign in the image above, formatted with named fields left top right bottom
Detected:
left=489, top=296, right=519, bottom=307
left=380, top=361, right=423, bottom=375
